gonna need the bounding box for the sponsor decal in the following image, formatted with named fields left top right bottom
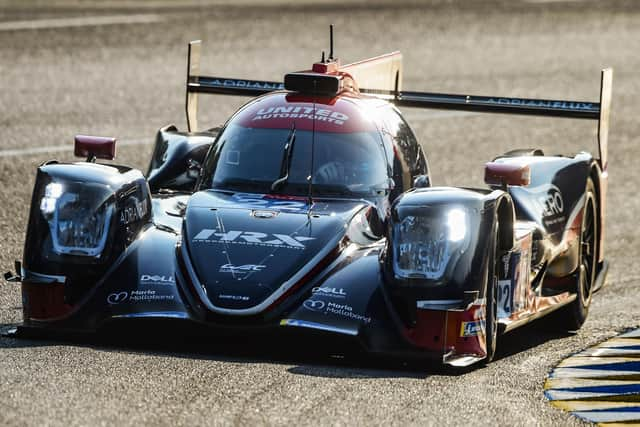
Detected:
left=460, top=320, right=485, bottom=337
left=231, top=193, right=307, bottom=212
left=311, top=287, right=347, bottom=298
left=497, top=279, right=513, bottom=318
left=303, top=299, right=372, bottom=324
left=528, top=184, right=566, bottom=226
left=120, top=198, right=149, bottom=225
left=209, top=78, right=284, bottom=91
left=129, top=290, right=174, bottom=302
left=325, top=302, right=372, bottom=324
left=501, top=253, right=510, bottom=278
left=540, top=186, right=564, bottom=218
left=484, top=98, right=594, bottom=111
left=218, top=294, right=250, bottom=301
left=140, top=274, right=175, bottom=285
left=193, top=229, right=315, bottom=250
left=219, top=264, right=266, bottom=273
left=106, top=290, right=174, bottom=305
left=303, top=299, right=325, bottom=312
left=252, top=106, right=350, bottom=126
left=220, top=264, right=266, bottom=273
left=107, top=291, right=128, bottom=304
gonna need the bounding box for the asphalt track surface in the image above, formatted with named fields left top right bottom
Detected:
left=1, top=0, right=640, bottom=425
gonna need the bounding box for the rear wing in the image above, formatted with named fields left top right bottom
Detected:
left=185, top=40, right=612, bottom=170
left=389, top=70, right=612, bottom=171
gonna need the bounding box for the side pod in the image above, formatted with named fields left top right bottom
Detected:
left=22, top=162, right=151, bottom=322
left=382, top=187, right=514, bottom=366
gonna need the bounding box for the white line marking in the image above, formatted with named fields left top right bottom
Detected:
left=0, top=14, right=163, bottom=31
left=0, top=138, right=151, bottom=158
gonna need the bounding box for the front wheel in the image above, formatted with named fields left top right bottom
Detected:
left=484, top=222, right=499, bottom=363
left=485, top=272, right=498, bottom=363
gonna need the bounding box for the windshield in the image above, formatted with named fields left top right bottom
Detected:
left=203, top=123, right=389, bottom=198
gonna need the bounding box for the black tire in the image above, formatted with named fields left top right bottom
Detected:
left=484, top=221, right=499, bottom=363
left=555, top=178, right=598, bottom=331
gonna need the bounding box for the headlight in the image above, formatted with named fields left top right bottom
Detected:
left=392, top=207, right=469, bottom=280
left=446, top=208, right=467, bottom=242
left=40, top=181, right=114, bottom=257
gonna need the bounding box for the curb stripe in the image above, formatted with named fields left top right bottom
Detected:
left=580, top=348, right=640, bottom=358
left=552, top=401, right=640, bottom=411
left=559, top=357, right=640, bottom=368
left=572, top=410, right=640, bottom=424
left=545, top=328, right=640, bottom=424
left=556, top=361, right=640, bottom=372
left=553, top=374, right=640, bottom=382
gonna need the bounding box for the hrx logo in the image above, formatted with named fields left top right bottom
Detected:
left=193, top=229, right=315, bottom=249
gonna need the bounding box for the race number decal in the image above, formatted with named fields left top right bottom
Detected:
left=497, top=279, right=512, bottom=319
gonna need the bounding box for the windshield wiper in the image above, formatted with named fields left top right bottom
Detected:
left=270, top=123, right=296, bottom=192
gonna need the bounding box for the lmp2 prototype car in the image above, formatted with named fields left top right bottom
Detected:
left=5, top=36, right=612, bottom=367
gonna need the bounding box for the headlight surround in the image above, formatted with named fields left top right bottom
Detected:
left=40, top=180, right=115, bottom=257
left=392, top=206, right=470, bottom=281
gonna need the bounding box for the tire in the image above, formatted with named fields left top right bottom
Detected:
left=555, top=178, right=598, bottom=331
left=484, top=221, right=499, bottom=363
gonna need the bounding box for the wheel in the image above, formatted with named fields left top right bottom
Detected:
left=485, top=268, right=498, bottom=363
left=555, top=178, right=598, bottom=331
left=484, top=220, right=499, bottom=363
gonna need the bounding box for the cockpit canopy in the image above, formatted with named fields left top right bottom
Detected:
left=200, top=93, right=390, bottom=198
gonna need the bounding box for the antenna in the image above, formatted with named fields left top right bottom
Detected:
left=307, top=80, right=317, bottom=214
left=321, top=50, right=325, bottom=63
left=329, top=25, right=334, bottom=61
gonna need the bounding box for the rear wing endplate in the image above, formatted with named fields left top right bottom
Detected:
left=598, top=68, right=613, bottom=170
left=186, top=40, right=283, bottom=132
left=185, top=40, right=612, bottom=170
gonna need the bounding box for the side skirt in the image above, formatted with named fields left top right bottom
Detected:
left=500, top=260, right=609, bottom=334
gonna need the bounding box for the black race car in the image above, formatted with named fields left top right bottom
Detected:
left=5, top=36, right=612, bottom=367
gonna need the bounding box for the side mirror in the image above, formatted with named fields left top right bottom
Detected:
left=365, top=206, right=385, bottom=239
left=413, top=174, right=430, bottom=188
left=74, top=135, right=116, bottom=161
left=484, top=162, right=531, bottom=187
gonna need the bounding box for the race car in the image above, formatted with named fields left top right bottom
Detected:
left=4, top=34, right=612, bottom=367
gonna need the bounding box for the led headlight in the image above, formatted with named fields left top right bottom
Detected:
left=393, top=207, right=469, bottom=280
left=40, top=181, right=115, bottom=257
